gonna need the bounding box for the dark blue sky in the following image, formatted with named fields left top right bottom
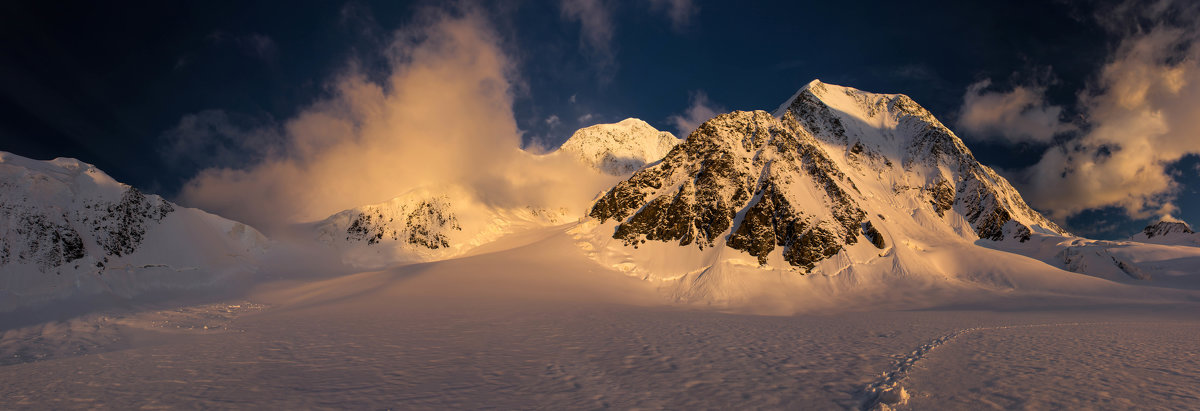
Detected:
left=1, top=0, right=1196, bottom=238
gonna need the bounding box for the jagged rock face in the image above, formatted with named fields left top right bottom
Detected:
left=0, top=186, right=174, bottom=273
left=92, top=188, right=175, bottom=257
left=556, top=118, right=680, bottom=175
left=1142, top=221, right=1193, bottom=238
left=2, top=212, right=86, bottom=271
left=1128, top=219, right=1200, bottom=246
left=591, top=110, right=871, bottom=270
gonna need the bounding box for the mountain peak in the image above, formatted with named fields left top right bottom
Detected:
left=583, top=81, right=1067, bottom=278
left=557, top=118, right=680, bottom=176
left=1143, top=219, right=1194, bottom=238
left=775, top=80, right=913, bottom=117
left=1127, top=217, right=1199, bottom=246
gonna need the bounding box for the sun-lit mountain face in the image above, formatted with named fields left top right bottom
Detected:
left=4, top=2, right=1200, bottom=409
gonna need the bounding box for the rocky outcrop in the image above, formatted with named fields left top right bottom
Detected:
left=0, top=186, right=175, bottom=273
left=1127, top=219, right=1199, bottom=246
left=591, top=110, right=873, bottom=271
left=341, top=196, right=462, bottom=248
left=1141, top=220, right=1193, bottom=238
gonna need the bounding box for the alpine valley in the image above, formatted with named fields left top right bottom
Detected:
left=4, top=80, right=1200, bottom=410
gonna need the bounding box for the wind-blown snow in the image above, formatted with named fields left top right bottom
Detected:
left=305, top=185, right=569, bottom=269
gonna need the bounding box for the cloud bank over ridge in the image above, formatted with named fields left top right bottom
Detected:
left=176, top=7, right=609, bottom=231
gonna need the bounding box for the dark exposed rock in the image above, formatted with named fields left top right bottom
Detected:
left=591, top=110, right=867, bottom=270
left=1, top=186, right=171, bottom=273
left=727, top=192, right=778, bottom=265
left=93, top=188, right=174, bottom=257
left=1142, top=221, right=1193, bottom=238
left=862, top=221, right=886, bottom=249
left=405, top=200, right=460, bottom=249
left=12, top=212, right=86, bottom=272
left=1011, top=224, right=1032, bottom=243
left=927, top=180, right=955, bottom=217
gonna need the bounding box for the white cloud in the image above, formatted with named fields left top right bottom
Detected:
left=956, top=79, right=1075, bottom=143
left=545, top=114, right=562, bottom=128
left=1020, top=23, right=1200, bottom=219
left=577, top=113, right=594, bottom=123
left=648, top=0, right=697, bottom=30
left=176, top=8, right=611, bottom=231
left=668, top=91, right=723, bottom=138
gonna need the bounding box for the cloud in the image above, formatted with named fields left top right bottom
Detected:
left=1022, top=23, right=1200, bottom=219
left=978, top=1, right=1200, bottom=221
left=175, top=8, right=611, bottom=231
left=544, top=114, right=562, bottom=128
left=159, top=110, right=279, bottom=170
left=668, top=91, right=723, bottom=138
left=648, top=0, right=697, bottom=30
left=956, top=79, right=1075, bottom=143
left=560, top=0, right=615, bottom=72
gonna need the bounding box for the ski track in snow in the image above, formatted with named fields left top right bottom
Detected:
left=858, top=320, right=1186, bottom=410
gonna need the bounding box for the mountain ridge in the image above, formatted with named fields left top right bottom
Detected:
left=583, top=80, right=1067, bottom=279
left=0, top=151, right=267, bottom=311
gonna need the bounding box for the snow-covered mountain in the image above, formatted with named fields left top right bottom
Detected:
left=556, top=118, right=680, bottom=175
left=0, top=152, right=267, bottom=311
left=1128, top=218, right=1200, bottom=246
left=570, top=80, right=1192, bottom=298
left=308, top=185, right=569, bottom=269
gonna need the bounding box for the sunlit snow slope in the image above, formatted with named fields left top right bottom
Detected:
left=0, top=152, right=267, bottom=311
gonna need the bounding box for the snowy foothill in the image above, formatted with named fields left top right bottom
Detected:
left=0, top=152, right=267, bottom=313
